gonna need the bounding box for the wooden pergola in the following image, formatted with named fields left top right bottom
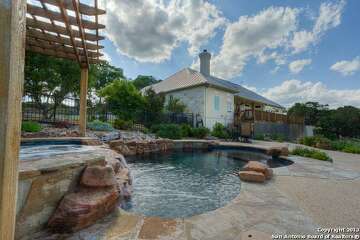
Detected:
left=0, top=0, right=105, bottom=239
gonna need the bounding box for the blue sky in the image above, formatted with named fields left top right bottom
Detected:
left=98, top=0, right=360, bottom=108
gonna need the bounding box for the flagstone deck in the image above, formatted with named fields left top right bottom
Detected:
left=26, top=141, right=360, bottom=240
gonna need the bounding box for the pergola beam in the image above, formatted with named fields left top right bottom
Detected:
left=27, top=17, right=105, bottom=41
left=27, top=4, right=105, bottom=30
left=26, top=45, right=102, bottom=64
left=38, top=0, right=105, bottom=15
left=26, top=37, right=103, bottom=58
left=72, top=0, right=89, bottom=66
left=0, top=0, right=27, bottom=240
left=27, top=28, right=103, bottom=50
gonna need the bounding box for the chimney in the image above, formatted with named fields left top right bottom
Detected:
left=199, top=49, right=211, bottom=76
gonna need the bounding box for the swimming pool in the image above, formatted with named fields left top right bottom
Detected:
left=123, top=149, right=291, bottom=218
left=20, top=140, right=96, bottom=161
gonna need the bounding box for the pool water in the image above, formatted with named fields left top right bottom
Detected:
left=20, top=141, right=96, bottom=160
left=123, top=149, right=289, bottom=218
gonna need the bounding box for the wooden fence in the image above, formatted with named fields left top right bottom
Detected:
left=254, top=110, right=304, bottom=125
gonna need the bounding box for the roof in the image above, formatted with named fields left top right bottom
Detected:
left=26, top=0, right=106, bottom=68
left=144, top=68, right=283, bottom=108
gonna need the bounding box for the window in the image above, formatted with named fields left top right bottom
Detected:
left=214, top=95, right=220, bottom=111
left=227, top=102, right=232, bottom=112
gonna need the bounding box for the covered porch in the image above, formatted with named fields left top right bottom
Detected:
left=233, top=96, right=304, bottom=138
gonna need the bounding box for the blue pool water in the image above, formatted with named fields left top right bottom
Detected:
left=123, top=149, right=290, bottom=218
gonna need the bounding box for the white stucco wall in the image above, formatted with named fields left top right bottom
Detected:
left=164, top=86, right=234, bottom=129
left=204, top=87, right=234, bottom=129
left=164, top=86, right=206, bottom=126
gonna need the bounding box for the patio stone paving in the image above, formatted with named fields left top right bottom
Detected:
left=24, top=140, right=360, bottom=240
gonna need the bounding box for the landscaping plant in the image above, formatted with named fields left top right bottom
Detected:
left=87, top=120, right=114, bottom=132
left=211, top=122, right=230, bottom=139
left=21, top=121, right=42, bottom=133
left=291, top=147, right=331, bottom=161
left=191, top=127, right=210, bottom=139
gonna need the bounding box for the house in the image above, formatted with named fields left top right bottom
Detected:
left=144, top=50, right=293, bottom=133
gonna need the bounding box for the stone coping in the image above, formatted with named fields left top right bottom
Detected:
left=19, top=152, right=105, bottom=180
left=21, top=137, right=99, bottom=144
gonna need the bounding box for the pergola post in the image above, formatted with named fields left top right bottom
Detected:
left=0, top=0, right=27, bottom=239
left=79, top=67, right=89, bottom=137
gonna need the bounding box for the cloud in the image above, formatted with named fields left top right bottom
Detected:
left=330, top=57, right=360, bottom=76
left=102, top=0, right=226, bottom=63
left=288, top=59, right=312, bottom=74
left=291, top=0, right=345, bottom=53
left=100, top=51, right=112, bottom=63
left=209, top=6, right=299, bottom=79
left=262, top=79, right=360, bottom=108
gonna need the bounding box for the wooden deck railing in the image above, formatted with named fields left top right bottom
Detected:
left=234, top=110, right=304, bottom=125
left=254, top=110, right=304, bottom=124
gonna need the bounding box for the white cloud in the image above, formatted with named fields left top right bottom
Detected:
left=291, top=0, right=345, bottom=53
left=100, top=51, right=112, bottom=63
left=288, top=59, right=312, bottom=74
left=102, top=0, right=226, bottom=63
left=330, top=57, right=360, bottom=76
left=262, top=79, right=360, bottom=108
left=209, top=6, right=299, bottom=79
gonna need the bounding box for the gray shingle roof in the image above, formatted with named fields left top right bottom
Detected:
left=144, top=68, right=283, bottom=108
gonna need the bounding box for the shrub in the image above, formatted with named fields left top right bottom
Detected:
left=298, top=136, right=317, bottom=146
left=152, top=124, right=183, bottom=139
left=291, top=147, right=331, bottom=161
left=254, top=134, right=265, bottom=140
left=270, top=133, right=286, bottom=142
left=211, top=122, right=230, bottom=139
left=21, top=121, right=42, bottom=132
left=330, top=139, right=360, bottom=154
left=180, top=124, right=192, bottom=138
left=191, top=127, right=210, bottom=139
left=87, top=120, right=114, bottom=132
left=113, top=119, right=133, bottom=130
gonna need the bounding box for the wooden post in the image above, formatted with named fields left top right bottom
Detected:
left=79, top=68, right=88, bottom=137
left=0, top=0, right=27, bottom=239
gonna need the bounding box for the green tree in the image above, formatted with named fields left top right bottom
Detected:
left=89, top=62, right=124, bottom=95
left=141, top=88, right=165, bottom=126
left=24, top=51, right=80, bottom=120
left=165, top=97, right=187, bottom=113
left=132, top=75, right=160, bottom=90
left=318, top=106, right=360, bottom=138
left=287, top=102, right=329, bottom=125
left=100, top=79, right=144, bottom=121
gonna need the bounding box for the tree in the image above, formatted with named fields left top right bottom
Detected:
left=165, top=97, right=187, bottom=113
left=24, top=51, right=80, bottom=120
left=100, top=79, right=144, bottom=121
left=287, top=102, right=329, bottom=125
left=141, top=88, right=165, bottom=126
left=318, top=106, right=360, bottom=138
left=132, top=75, right=160, bottom=90
left=89, top=62, right=124, bottom=94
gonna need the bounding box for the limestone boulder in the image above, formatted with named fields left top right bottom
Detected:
left=266, top=147, right=289, bottom=157
left=239, top=171, right=266, bottom=183
left=243, top=161, right=273, bottom=180
left=81, top=166, right=117, bottom=188
left=48, top=186, right=119, bottom=233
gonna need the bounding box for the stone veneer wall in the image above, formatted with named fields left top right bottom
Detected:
left=109, top=139, right=219, bottom=157
left=164, top=86, right=206, bottom=126
left=16, top=152, right=106, bottom=239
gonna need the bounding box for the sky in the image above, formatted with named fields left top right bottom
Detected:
left=94, top=0, right=360, bottom=108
